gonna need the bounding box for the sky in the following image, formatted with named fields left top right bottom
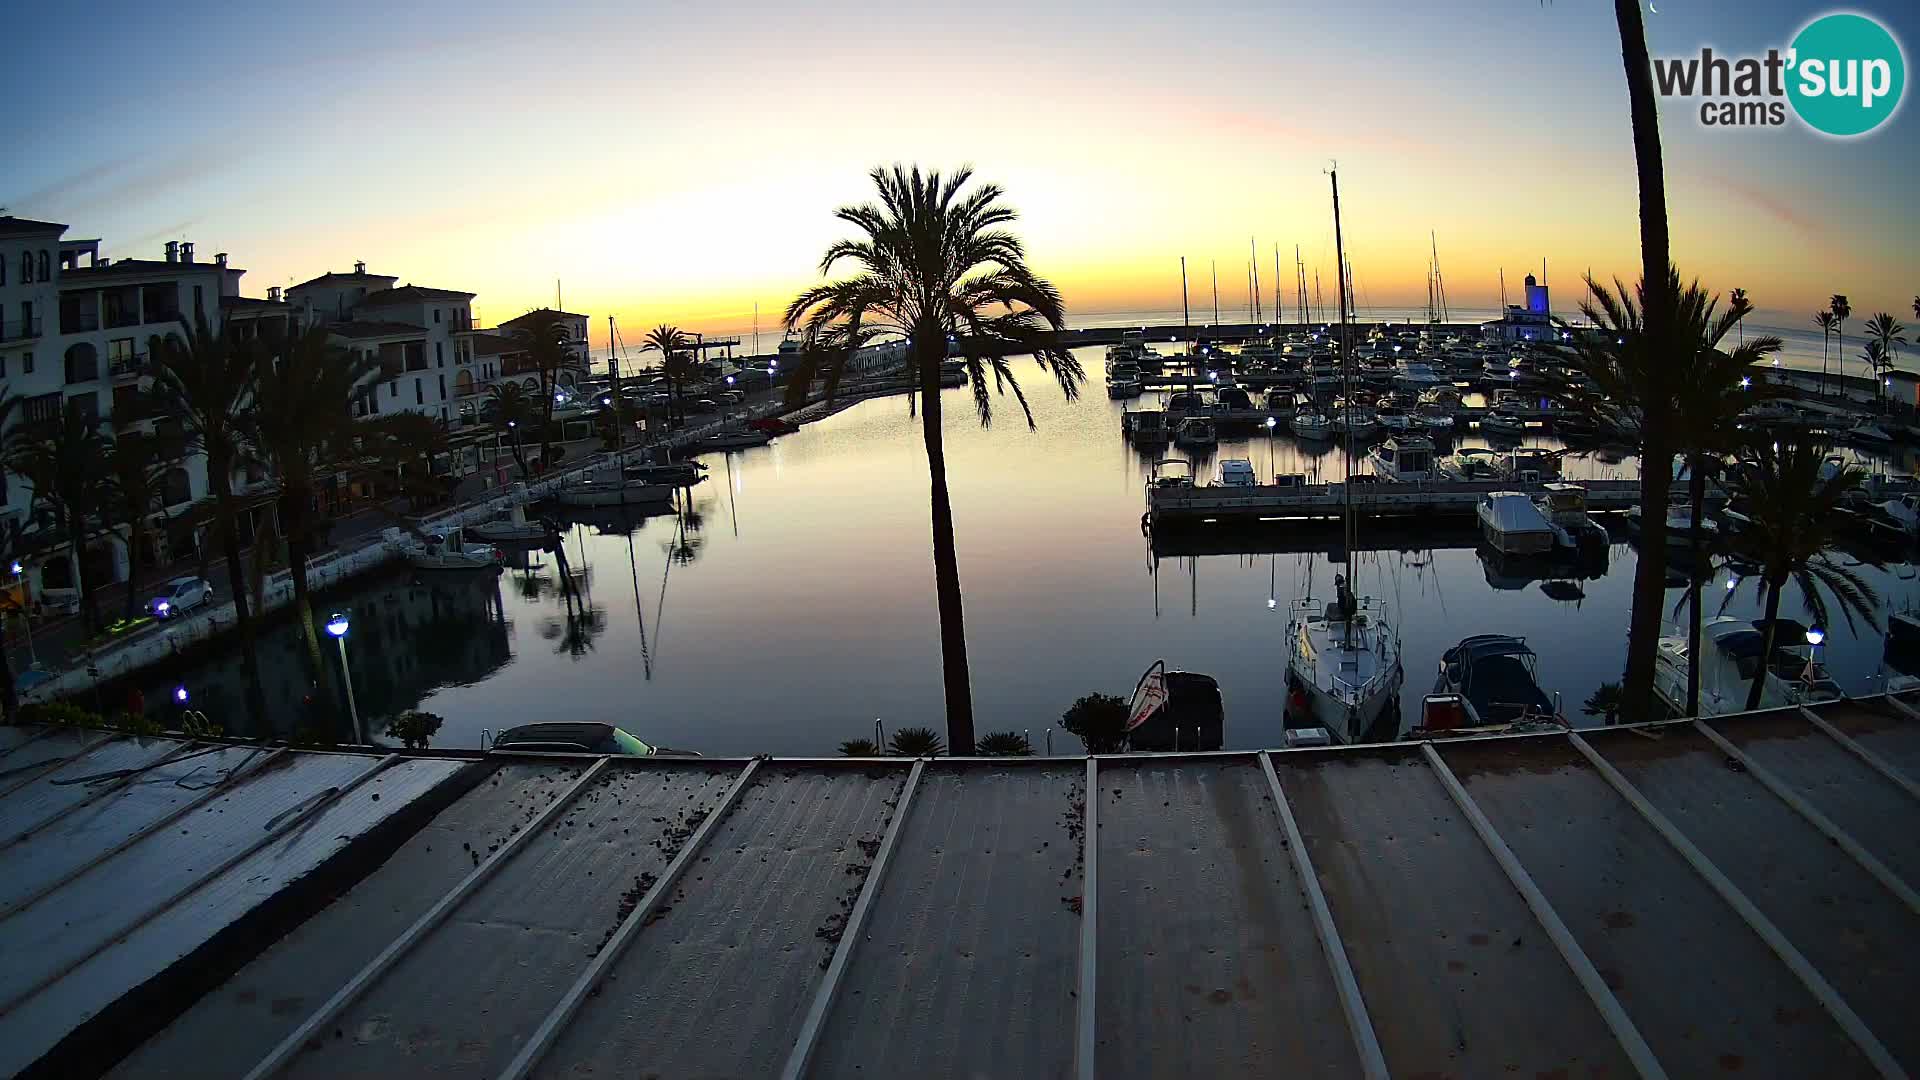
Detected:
left=4, top=0, right=1916, bottom=349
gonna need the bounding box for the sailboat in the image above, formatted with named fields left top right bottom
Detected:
left=1284, top=167, right=1405, bottom=746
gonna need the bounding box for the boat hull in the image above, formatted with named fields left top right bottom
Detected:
left=1285, top=675, right=1401, bottom=744
left=557, top=483, right=675, bottom=507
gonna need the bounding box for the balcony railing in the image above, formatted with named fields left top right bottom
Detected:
left=109, top=353, right=150, bottom=378
left=60, top=311, right=98, bottom=333
left=103, top=310, right=141, bottom=330
left=0, top=317, right=42, bottom=342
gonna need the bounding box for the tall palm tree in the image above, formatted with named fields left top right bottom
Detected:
left=0, top=514, right=29, bottom=723
left=148, top=312, right=269, bottom=731
left=1540, top=270, right=1688, bottom=717
left=1663, top=284, right=1782, bottom=715
left=1864, top=312, right=1907, bottom=408
left=1608, top=0, right=1672, bottom=364
left=486, top=381, right=534, bottom=479
left=510, top=311, right=574, bottom=470
left=6, top=401, right=111, bottom=634
left=1814, top=311, right=1838, bottom=394
left=641, top=325, right=691, bottom=427
left=102, top=428, right=182, bottom=625
left=1830, top=294, right=1852, bottom=395
left=1722, top=438, right=1879, bottom=710
left=786, top=165, right=1085, bottom=754
left=250, top=326, right=378, bottom=685
left=1729, top=287, right=1748, bottom=345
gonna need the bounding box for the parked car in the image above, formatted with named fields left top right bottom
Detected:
left=693, top=398, right=720, bottom=412
left=722, top=390, right=747, bottom=404
left=487, top=722, right=697, bottom=757
left=148, top=575, right=214, bottom=619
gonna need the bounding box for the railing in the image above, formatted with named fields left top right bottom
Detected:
left=60, top=311, right=99, bottom=333
left=108, top=353, right=150, bottom=378
left=0, top=317, right=42, bottom=341
left=103, top=309, right=142, bottom=330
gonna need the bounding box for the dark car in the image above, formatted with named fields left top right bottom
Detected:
left=487, top=722, right=696, bottom=757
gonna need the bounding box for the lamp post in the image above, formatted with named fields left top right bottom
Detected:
left=326, top=612, right=361, bottom=743
left=1264, top=415, right=1278, bottom=479
left=768, top=359, right=778, bottom=390
left=1803, top=625, right=1825, bottom=693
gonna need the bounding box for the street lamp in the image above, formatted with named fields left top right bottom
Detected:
left=1265, top=415, right=1278, bottom=477
left=173, top=685, right=189, bottom=705
left=768, top=359, right=778, bottom=389
left=325, top=612, right=362, bottom=743
left=1804, top=625, right=1825, bottom=694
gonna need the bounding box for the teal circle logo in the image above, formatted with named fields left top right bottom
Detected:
left=1788, top=13, right=1906, bottom=137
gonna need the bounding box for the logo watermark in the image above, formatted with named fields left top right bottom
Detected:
left=1653, top=11, right=1906, bottom=137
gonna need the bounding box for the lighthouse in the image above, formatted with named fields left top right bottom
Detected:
left=1524, top=273, right=1549, bottom=315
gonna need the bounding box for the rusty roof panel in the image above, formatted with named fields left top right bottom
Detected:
left=1277, top=746, right=1633, bottom=1078
left=533, top=763, right=911, bottom=1079
left=1093, top=756, right=1360, bottom=1078
left=1443, top=734, right=1874, bottom=1077
left=809, top=763, right=1084, bottom=1079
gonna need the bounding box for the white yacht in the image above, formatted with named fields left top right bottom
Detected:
left=1367, top=434, right=1437, bottom=482
left=403, top=528, right=501, bottom=571
left=1331, top=406, right=1378, bottom=439
left=557, top=473, right=677, bottom=507
left=465, top=504, right=555, bottom=545
left=1394, top=360, right=1447, bottom=389
left=1173, top=416, right=1218, bottom=447
left=1479, top=410, right=1528, bottom=438
left=1653, top=617, right=1839, bottom=717
left=1412, top=404, right=1456, bottom=436
left=1437, top=446, right=1503, bottom=482
left=1534, top=482, right=1607, bottom=548
left=1107, top=362, right=1143, bottom=398
left=1285, top=583, right=1404, bottom=745
left=1477, top=492, right=1556, bottom=554
left=1291, top=406, right=1334, bottom=440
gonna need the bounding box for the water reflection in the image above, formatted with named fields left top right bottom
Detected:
left=134, top=346, right=1920, bottom=756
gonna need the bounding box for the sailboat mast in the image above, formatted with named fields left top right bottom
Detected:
left=1330, top=166, right=1358, bottom=651
left=1211, top=261, right=1220, bottom=325
left=1181, top=257, right=1190, bottom=347
left=1250, top=236, right=1262, bottom=324
left=1274, top=244, right=1282, bottom=328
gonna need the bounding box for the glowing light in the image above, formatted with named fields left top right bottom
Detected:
left=1805, top=626, right=1825, bottom=646
left=1265, top=416, right=1277, bottom=429
left=173, top=685, right=189, bottom=704
left=1739, top=376, right=1751, bottom=389
left=7, top=561, right=18, bottom=575
left=325, top=612, right=351, bottom=638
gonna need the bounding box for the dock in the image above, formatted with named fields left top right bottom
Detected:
left=1147, top=477, right=1647, bottom=527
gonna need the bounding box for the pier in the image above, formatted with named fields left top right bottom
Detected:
left=1146, top=477, right=1647, bottom=527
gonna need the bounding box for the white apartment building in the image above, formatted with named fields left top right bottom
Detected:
left=286, top=267, right=477, bottom=424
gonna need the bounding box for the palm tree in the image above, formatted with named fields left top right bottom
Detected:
left=838, top=737, right=880, bottom=757
left=1730, top=288, right=1749, bottom=345
left=148, top=312, right=269, bottom=731
left=641, top=325, right=691, bottom=427
left=886, top=725, right=946, bottom=757
left=785, top=165, right=1085, bottom=754
left=6, top=401, right=111, bottom=634
left=1814, top=311, right=1838, bottom=394
left=1861, top=340, right=1891, bottom=408
left=0, top=514, right=29, bottom=723
left=250, top=326, right=378, bottom=685
left=1830, top=294, right=1852, bottom=395
left=976, top=730, right=1033, bottom=756
left=1539, top=270, right=1690, bottom=716
left=510, top=311, right=575, bottom=471
left=1722, top=438, right=1879, bottom=710
left=102, top=429, right=182, bottom=625
left=1864, top=312, right=1907, bottom=407
left=1666, top=284, right=1782, bottom=715
left=486, top=382, right=534, bottom=479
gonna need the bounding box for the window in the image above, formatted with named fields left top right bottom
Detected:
left=436, top=342, right=443, bottom=367
left=108, top=338, right=136, bottom=376
left=388, top=381, right=396, bottom=398
left=193, top=285, right=203, bottom=314
left=1, top=254, right=6, bottom=285
left=20, top=300, right=32, bottom=334
left=23, top=392, right=59, bottom=423
left=19, top=252, right=30, bottom=282
left=433, top=309, right=441, bottom=324
left=438, top=373, right=446, bottom=399
left=414, top=377, right=423, bottom=405
left=22, top=351, right=32, bottom=375
left=37, top=251, right=50, bottom=282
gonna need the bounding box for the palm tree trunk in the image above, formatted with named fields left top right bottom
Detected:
left=122, top=523, right=142, bottom=625
left=281, top=487, right=329, bottom=694
left=917, top=340, right=976, bottom=755
left=0, top=616, right=17, bottom=724
left=210, top=454, right=270, bottom=733
left=539, top=371, right=557, bottom=468
left=1685, top=457, right=1707, bottom=715
left=1614, top=0, right=1673, bottom=721
left=1745, top=578, right=1783, bottom=711
left=1821, top=331, right=1830, bottom=396
left=68, top=515, right=98, bottom=636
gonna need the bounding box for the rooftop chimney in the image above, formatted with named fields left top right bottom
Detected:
left=164, top=241, right=179, bottom=263
left=215, top=252, right=228, bottom=268
left=181, top=242, right=195, bottom=264
left=268, top=286, right=282, bottom=302
left=354, top=260, right=367, bottom=274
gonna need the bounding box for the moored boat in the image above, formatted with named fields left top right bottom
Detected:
left=403, top=527, right=502, bottom=571
left=1653, top=616, right=1839, bottom=716
left=1173, top=416, right=1217, bottom=447
left=1416, top=635, right=1566, bottom=737
left=1477, top=491, right=1556, bottom=554
left=1284, top=581, right=1403, bottom=745
left=557, top=474, right=676, bottom=507
left=1366, top=434, right=1437, bottom=482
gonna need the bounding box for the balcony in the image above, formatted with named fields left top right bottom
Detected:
left=0, top=317, right=42, bottom=342
left=109, top=353, right=151, bottom=379
left=60, top=310, right=99, bottom=334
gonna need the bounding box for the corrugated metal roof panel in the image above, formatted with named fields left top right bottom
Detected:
left=0, top=735, right=182, bottom=842
left=809, top=762, right=1084, bottom=1080
left=1443, top=734, right=1875, bottom=1076
left=1276, top=746, right=1634, bottom=1078
left=1807, top=698, right=1920, bottom=790
left=0, top=743, right=278, bottom=913
left=0, top=752, right=375, bottom=1009
left=1587, top=724, right=1920, bottom=1071
left=109, top=761, right=573, bottom=1080
left=277, top=760, right=740, bottom=1079
left=1709, top=710, right=1920, bottom=886
left=1093, top=756, right=1359, bottom=1078
left=0, top=725, right=38, bottom=755
left=533, top=762, right=911, bottom=1079
left=0, top=729, right=108, bottom=786
left=0, top=757, right=468, bottom=1078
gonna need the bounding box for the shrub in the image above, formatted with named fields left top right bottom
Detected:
left=838, top=738, right=881, bottom=757
left=886, top=725, right=945, bottom=757
left=385, top=710, right=445, bottom=750
left=976, top=731, right=1033, bottom=756
left=1062, top=693, right=1129, bottom=754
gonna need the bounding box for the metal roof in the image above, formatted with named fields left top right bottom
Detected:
left=6, top=693, right=1920, bottom=1078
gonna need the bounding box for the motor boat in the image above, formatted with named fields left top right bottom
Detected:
left=624, top=460, right=707, bottom=486
left=1124, top=660, right=1225, bottom=751
left=1173, top=416, right=1218, bottom=447
left=1374, top=404, right=1414, bottom=431
left=1290, top=407, right=1334, bottom=441
left=1653, top=617, right=1840, bottom=717
left=1436, top=446, right=1503, bottom=482
left=1477, top=492, right=1557, bottom=554
left=1215, top=458, right=1258, bottom=487
left=557, top=473, right=677, bottom=507
left=403, top=527, right=501, bottom=571
left=1534, top=482, right=1608, bottom=548
left=1124, top=409, right=1171, bottom=443
left=1149, top=458, right=1195, bottom=490
left=1479, top=410, right=1528, bottom=438
left=1418, top=635, right=1566, bottom=737
left=1367, top=434, right=1437, bottom=482
left=1331, top=406, right=1378, bottom=440
left=1874, top=492, right=1920, bottom=538
left=1284, top=580, right=1404, bottom=745
left=1413, top=404, right=1456, bottom=435
left=698, top=429, right=774, bottom=451
left=1107, top=372, right=1143, bottom=399
left=1626, top=502, right=1718, bottom=546
left=1494, top=448, right=1562, bottom=483
left=1394, top=360, right=1447, bottom=389
left=465, top=504, right=557, bottom=545
left=1262, top=389, right=1297, bottom=416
